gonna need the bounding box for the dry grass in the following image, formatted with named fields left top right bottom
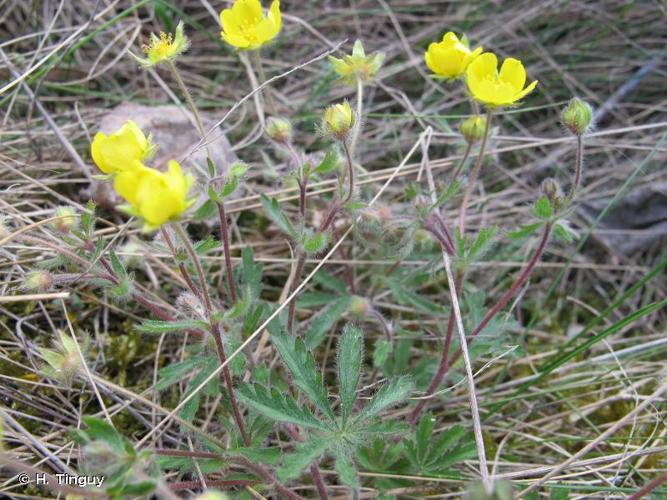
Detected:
left=1, top=0, right=666, bottom=498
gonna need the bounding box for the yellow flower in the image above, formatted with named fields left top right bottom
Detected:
left=220, top=0, right=282, bottom=50
left=466, top=53, right=538, bottom=107
left=322, top=101, right=354, bottom=140
left=91, top=120, right=151, bottom=174
left=425, top=32, right=482, bottom=80
left=329, top=39, right=385, bottom=85
left=133, top=21, right=189, bottom=67
left=114, top=161, right=195, bottom=231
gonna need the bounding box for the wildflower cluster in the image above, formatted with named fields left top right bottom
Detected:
left=63, top=3, right=599, bottom=498
left=424, top=31, right=538, bottom=107
left=91, top=120, right=194, bottom=231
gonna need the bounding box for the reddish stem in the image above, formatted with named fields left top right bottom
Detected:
left=447, top=222, right=552, bottom=370
left=408, top=274, right=460, bottom=425
left=211, top=322, right=250, bottom=446
left=287, top=250, right=306, bottom=335
left=216, top=202, right=237, bottom=304
left=169, top=479, right=256, bottom=491
left=628, top=471, right=667, bottom=500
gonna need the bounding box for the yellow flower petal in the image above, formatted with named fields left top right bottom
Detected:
left=466, top=52, right=537, bottom=107
left=220, top=0, right=281, bottom=50
left=499, top=58, right=526, bottom=93
left=424, top=32, right=479, bottom=79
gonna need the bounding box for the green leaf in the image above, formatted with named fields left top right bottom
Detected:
left=229, top=162, right=249, bottom=178
left=206, top=157, right=216, bottom=177
left=81, top=416, right=125, bottom=454
left=303, top=231, right=328, bottom=254
left=271, top=331, right=336, bottom=422
left=334, top=451, right=359, bottom=488
left=179, top=356, right=219, bottom=422
left=109, top=250, right=126, bottom=278
left=194, top=235, right=219, bottom=254
left=337, top=324, right=363, bottom=423
left=534, top=196, right=553, bottom=219
left=314, top=149, right=340, bottom=175
left=468, top=226, right=497, bottom=260
left=220, top=176, right=240, bottom=198
left=155, top=356, right=207, bottom=390
left=192, top=199, right=216, bottom=220
left=553, top=220, right=579, bottom=243
left=135, top=319, right=208, bottom=334
left=506, top=222, right=543, bottom=240
left=237, top=384, right=330, bottom=431
left=373, top=338, right=393, bottom=368
left=304, top=297, right=351, bottom=350
left=260, top=194, right=296, bottom=238
left=277, top=435, right=332, bottom=481
left=354, top=376, right=413, bottom=424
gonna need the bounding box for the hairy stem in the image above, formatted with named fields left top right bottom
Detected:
left=459, top=108, right=493, bottom=235
left=342, top=140, right=355, bottom=204
left=287, top=250, right=307, bottom=335
left=421, top=140, right=490, bottom=490
left=251, top=49, right=277, bottom=115
left=451, top=141, right=472, bottom=181
left=171, top=223, right=249, bottom=446
left=566, top=134, right=584, bottom=203
left=172, top=223, right=212, bottom=312
left=166, top=60, right=213, bottom=165
left=216, top=202, right=237, bottom=304
left=447, top=222, right=553, bottom=370
left=154, top=450, right=302, bottom=499
left=628, top=471, right=667, bottom=500
left=349, top=76, right=364, bottom=157
left=211, top=322, right=251, bottom=446
left=408, top=273, right=460, bottom=425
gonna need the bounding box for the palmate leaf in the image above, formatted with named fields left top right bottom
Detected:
left=334, top=451, right=360, bottom=488
left=237, top=384, right=330, bottom=431
left=271, top=330, right=336, bottom=423
left=337, top=324, right=363, bottom=423
left=305, top=296, right=351, bottom=350
left=354, top=375, right=414, bottom=425
left=277, top=435, right=333, bottom=481
left=404, top=414, right=476, bottom=473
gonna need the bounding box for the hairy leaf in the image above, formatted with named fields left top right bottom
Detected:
left=271, top=331, right=336, bottom=422
left=338, top=324, right=363, bottom=423
left=237, top=384, right=330, bottom=431
left=354, top=375, right=413, bottom=424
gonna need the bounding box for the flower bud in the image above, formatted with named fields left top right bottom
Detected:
left=562, top=97, right=593, bottom=136
left=52, top=207, right=79, bottom=234
left=266, top=117, right=293, bottom=144
left=459, top=115, right=487, bottom=144
left=329, top=39, right=385, bottom=85
left=349, top=295, right=371, bottom=317
left=323, top=101, right=354, bottom=141
left=24, top=271, right=53, bottom=292
left=541, top=177, right=564, bottom=209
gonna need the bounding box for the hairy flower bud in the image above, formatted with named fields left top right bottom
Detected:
left=459, top=115, right=487, bottom=144
left=52, top=207, right=79, bottom=234
left=349, top=295, right=371, bottom=317
left=24, top=271, right=53, bottom=292
left=322, top=101, right=354, bottom=141
left=265, top=117, right=293, bottom=144
left=541, top=177, right=564, bottom=209
left=562, top=97, right=593, bottom=136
